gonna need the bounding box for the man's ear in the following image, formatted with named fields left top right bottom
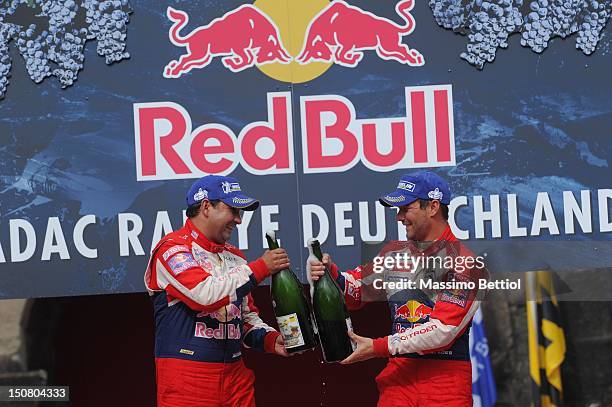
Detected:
left=200, top=200, right=211, bottom=218
left=428, top=200, right=441, bottom=218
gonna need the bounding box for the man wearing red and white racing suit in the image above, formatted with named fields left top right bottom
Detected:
left=309, top=171, right=487, bottom=406
left=145, top=175, right=290, bottom=407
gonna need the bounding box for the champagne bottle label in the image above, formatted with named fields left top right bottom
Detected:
left=346, top=318, right=357, bottom=351
left=276, top=313, right=305, bottom=349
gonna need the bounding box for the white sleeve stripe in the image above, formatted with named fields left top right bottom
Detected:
left=144, top=267, right=154, bottom=293
left=342, top=272, right=361, bottom=287
left=388, top=300, right=481, bottom=355
left=144, top=260, right=161, bottom=295
left=241, top=297, right=275, bottom=338
left=155, top=259, right=254, bottom=307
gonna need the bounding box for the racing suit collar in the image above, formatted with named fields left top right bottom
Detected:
left=185, top=219, right=226, bottom=253
left=407, top=225, right=456, bottom=256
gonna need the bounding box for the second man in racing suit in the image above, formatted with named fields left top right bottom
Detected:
left=309, top=171, right=487, bottom=406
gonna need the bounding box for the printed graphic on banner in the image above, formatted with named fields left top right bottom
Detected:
left=0, top=0, right=609, bottom=301
left=428, top=0, right=611, bottom=69
left=1, top=0, right=608, bottom=100
left=163, top=5, right=291, bottom=77
left=295, top=0, right=423, bottom=68
left=0, top=0, right=132, bottom=100
left=300, top=84, right=454, bottom=174
left=134, top=84, right=455, bottom=180
left=162, top=0, right=424, bottom=83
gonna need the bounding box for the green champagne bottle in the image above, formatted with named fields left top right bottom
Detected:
left=266, top=231, right=317, bottom=354
left=308, top=239, right=356, bottom=363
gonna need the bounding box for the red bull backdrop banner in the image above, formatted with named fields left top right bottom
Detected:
left=0, top=0, right=610, bottom=298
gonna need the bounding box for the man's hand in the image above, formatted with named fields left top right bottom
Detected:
left=262, top=248, right=290, bottom=274
left=308, top=253, right=332, bottom=281
left=340, top=331, right=377, bottom=365
left=273, top=335, right=289, bottom=357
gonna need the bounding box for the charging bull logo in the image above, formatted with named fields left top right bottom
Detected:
left=395, top=300, right=433, bottom=324
left=163, top=4, right=291, bottom=77
left=297, top=0, right=423, bottom=67
left=163, top=0, right=424, bottom=80
left=197, top=304, right=242, bottom=322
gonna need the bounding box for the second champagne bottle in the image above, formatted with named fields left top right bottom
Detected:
left=308, top=238, right=356, bottom=363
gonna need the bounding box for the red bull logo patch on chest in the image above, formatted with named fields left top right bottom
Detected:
left=394, top=300, right=433, bottom=324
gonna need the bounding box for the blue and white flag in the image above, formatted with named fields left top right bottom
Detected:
left=469, top=308, right=497, bottom=407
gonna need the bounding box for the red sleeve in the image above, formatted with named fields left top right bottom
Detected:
left=332, top=263, right=364, bottom=311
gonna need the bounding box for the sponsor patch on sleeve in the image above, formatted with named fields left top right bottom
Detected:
left=167, top=252, right=199, bottom=276
left=346, top=281, right=357, bottom=299
left=439, top=272, right=470, bottom=308
left=162, top=245, right=190, bottom=260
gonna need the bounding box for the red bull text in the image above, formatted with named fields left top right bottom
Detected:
left=194, top=322, right=241, bottom=339
left=133, top=85, right=454, bottom=180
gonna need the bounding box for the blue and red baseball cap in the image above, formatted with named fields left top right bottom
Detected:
left=186, top=175, right=260, bottom=211
left=379, top=171, right=451, bottom=207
